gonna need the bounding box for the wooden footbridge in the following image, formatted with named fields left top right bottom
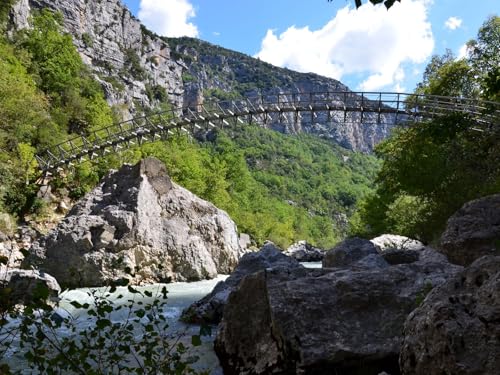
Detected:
left=35, top=91, right=499, bottom=172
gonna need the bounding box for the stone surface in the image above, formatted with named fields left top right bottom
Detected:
left=181, top=242, right=303, bottom=324
left=371, top=234, right=425, bottom=252
left=26, top=158, right=241, bottom=287
left=0, top=226, right=40, bottom=268
left=439, top=194, right=500, bottom=265
left=400, top=256, right=500, bottom=375
left=0, top=268, right=61, bottom=306
left=284, top=240, right=325, bottom=262
left=215, top=249, right=462, bottom=374
left=322, top=237, right=379, bottom=268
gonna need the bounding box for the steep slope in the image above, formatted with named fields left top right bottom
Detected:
left=9, top=0, right=395, bottom=152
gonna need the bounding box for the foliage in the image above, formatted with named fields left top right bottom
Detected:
left=415, top=50, right=477, bottom=98
left=124, top=48, right=147, bottom=81
left=0, top=279, right=210, bottom=374
left=351, top=113, right=499, bottom=242
left=0, top=0, right=16, bottom=27
left=350, top=16, right=500, bottom=243
left=145, top=84, right=168, bottom=103
left=0, top=9, right=114, bottom=218
left=328, top=0, right=400, bottom=10
left=467, top=16, right=500, bottom=101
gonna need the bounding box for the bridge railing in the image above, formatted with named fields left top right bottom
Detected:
left=35, top=91, right=499, bottom=171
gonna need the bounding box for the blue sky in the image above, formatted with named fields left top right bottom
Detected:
left=122, top=0, right=499, bottom=93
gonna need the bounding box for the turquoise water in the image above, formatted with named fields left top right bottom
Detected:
left=4, top=276, right=228, bottom=374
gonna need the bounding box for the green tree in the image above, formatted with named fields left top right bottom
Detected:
left=467, top=16, right=500, bottom=101
left=415, top=50, right=477, bottom=98
left=350, top=16, right=500, bottom=242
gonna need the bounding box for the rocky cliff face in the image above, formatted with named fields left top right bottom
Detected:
left=26, top=158, right=242, bottom=287
left=10, top=0, right=185, bottom=114
left=9, top=0, right=394, bottom=151
left=170, top=37, right=397, bottom=152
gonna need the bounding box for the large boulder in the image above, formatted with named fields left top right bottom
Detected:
left=0, top=268, right=61, bottom=306
left=215, top=245, right=462, bottom=374
left=181, top=242, right=303, bottom=324
left=26, top=158, right=241, bottom=287
left=284, top=240, right=325, bottom=262
left=439, top=194, right=500, bottom=265
left=322, top=237, right=378, bottom=268
left=400, top=256, right=500, bottom=375
left=371, top=234, right=427, bottom=266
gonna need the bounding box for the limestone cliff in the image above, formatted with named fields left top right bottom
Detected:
left=9, top=0, right=395, bottom=151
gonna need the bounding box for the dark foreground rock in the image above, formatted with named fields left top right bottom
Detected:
left=400, top=255, right=500, bottom=375
left=322, top=237, right=379, bottom=268
left=26, top=158, right=241, bottom=287
left=215, top=245, right=461, bottom=374
left=0, top=268, right=60, bottom=306
left=439, top=194, right=500, bottom=265
left=284, top=240, right=325, bottom=262
left=181, top=242, right=303, bottom=324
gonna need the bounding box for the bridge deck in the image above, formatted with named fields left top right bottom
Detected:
left=35, top=91, right=499, bottom=172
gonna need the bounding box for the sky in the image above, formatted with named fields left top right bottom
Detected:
left=122, top=0, right=499, bottom=93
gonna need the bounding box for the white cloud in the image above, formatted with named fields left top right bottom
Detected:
left=138, top=0, right=198, bottom=38
left=444, top=16, right=462, bottom=30
left=457, top=43, right=469, bottom=59
left=255, top=0, right=434, bottom=91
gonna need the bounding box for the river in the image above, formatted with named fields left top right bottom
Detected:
left=4, top=262, right=321, bottom=373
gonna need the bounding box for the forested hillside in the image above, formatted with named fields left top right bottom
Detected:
left=350, top=15, right=499, bottom=243
left=0, top=8, right=379, bottom=249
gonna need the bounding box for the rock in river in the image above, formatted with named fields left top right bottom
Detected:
left=181, top=242, right=303, bottom=324
left=26, top=158, right=241, bottom=287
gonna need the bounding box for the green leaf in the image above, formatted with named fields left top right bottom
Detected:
left=199, top=324, right=212, bottom=337
left=96, top=319, right=111, bottom=329
left=127, top=285, right=139, bottom=294
left=70, top=301, right=82, bottom=309
left=191, top=335, right=202, bottom=347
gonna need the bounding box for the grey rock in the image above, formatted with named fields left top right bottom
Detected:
left=215, top=252, right=462, bottom=374
left=0, top=268, right=61, bottom=306
left=371, top=234, right=425, bottom=252
left=238, top=233, right=252, bottom=251
left=353, top=253, right=390, bottom=269
left=439, top=194, right=500, bottom=265
left=284, top=240, right=325, bottom=262
left=26, top=158, right=241, bottom=287
left=181, top=242, right=303, bottom=324
left=322, top=237, right=379, bottom=268
left=400, top=256, right=500, bottom=375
